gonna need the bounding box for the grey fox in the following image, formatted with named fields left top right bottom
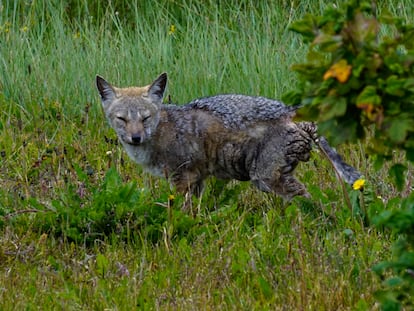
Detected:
left=96, top=73, right=361, bottom=208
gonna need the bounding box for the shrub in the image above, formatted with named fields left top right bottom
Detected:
left=285, top=0, right=414, bottom=188
left=286, top=0, right=414, bottom=308
left=31, top=168, right=172, bottom=244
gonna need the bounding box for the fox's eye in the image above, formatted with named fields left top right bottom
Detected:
left=142, top=115, right=151, bottom=122
left=116, top=116, right=127, bottom=123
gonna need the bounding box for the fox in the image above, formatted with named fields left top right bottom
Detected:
left=96, top=72, right=361, bottom=210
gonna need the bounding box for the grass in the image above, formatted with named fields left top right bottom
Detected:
left=0, top=0, right=411, bottom=309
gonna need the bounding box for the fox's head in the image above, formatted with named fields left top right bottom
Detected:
left=96, top=73, right=167, bottom=146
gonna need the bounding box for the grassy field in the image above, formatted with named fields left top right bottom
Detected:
left=0, top=0, right=412, bottom=309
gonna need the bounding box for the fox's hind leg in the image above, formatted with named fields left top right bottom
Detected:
left=272, top=174, right=310, bottom=200
left=250, top=123, right=312, bottom=200
left=252, top=173, right=310, bottom=200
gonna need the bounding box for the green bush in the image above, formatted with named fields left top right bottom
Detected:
left=373, top=193, right=414, bottom=310
left=29, top=167, right=195, bottom=244
left=286, top=0, right=414, bottom=308
left=285, top=0, right=414, bottom=188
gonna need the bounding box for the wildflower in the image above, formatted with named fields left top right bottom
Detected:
left=2, top=21, right=11, bottom=33
left=352, top=178, right=366, bottom=190
left=73, top=31, right=80, bottom=39
left=168, top=194, right=175, bottom=201
left=52, top=101, right=61, bottom=109
left=20, top=26, right=28, bottom=32
left=323, top=59, right=352, bottom=83
left=106, top=151, right=113, bottom=156
left=168, top=24, right=176, bottom=36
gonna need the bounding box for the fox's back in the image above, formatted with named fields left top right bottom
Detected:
left=184, top=94, right=296, bottom=129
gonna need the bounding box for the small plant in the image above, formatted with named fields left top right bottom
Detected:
left=30, top=168, right=169, bottom=244
left=287, top=0, right=414, bottom=308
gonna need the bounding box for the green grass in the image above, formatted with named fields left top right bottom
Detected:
left=0, top=0, right=411, bottom=309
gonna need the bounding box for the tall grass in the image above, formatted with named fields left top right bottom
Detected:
left=0, top=0, right=411, bottom=309
left=1, top=1, right=314, bottom=112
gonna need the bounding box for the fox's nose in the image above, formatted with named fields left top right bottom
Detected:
left=131, top=134, right=141, bottom=144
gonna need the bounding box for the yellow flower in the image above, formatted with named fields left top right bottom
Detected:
left=73, top=31, right=80, bottom=39
left=20, top=26, right=28, bottom=32
left=323, top=59, right=352, bottom=83
left=352, top=178, right=366, bottom=190
left=168, top=24, right=176, bottom=36
left=168, top=194, right=175, bottom=201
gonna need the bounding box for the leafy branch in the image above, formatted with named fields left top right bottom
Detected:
left=285, top=0, right=414, bottom=190
left=286, top=1, right=414, bottom=308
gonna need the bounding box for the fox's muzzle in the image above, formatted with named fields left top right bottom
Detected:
left=131, top=134, right=142, bottom=144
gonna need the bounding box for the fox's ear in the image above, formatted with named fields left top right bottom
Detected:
left=96, top=75, right=116, bottom=105
left=147, top=72, right=167, bottom=102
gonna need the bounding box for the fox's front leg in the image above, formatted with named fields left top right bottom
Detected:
left=172, top=173, right=204, bottom=216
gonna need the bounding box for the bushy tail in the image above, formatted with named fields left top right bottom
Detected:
left=298, top=122, right=362, bottom=186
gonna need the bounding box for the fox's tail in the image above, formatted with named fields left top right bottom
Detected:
left=298, top=122, right=362, bottom=186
